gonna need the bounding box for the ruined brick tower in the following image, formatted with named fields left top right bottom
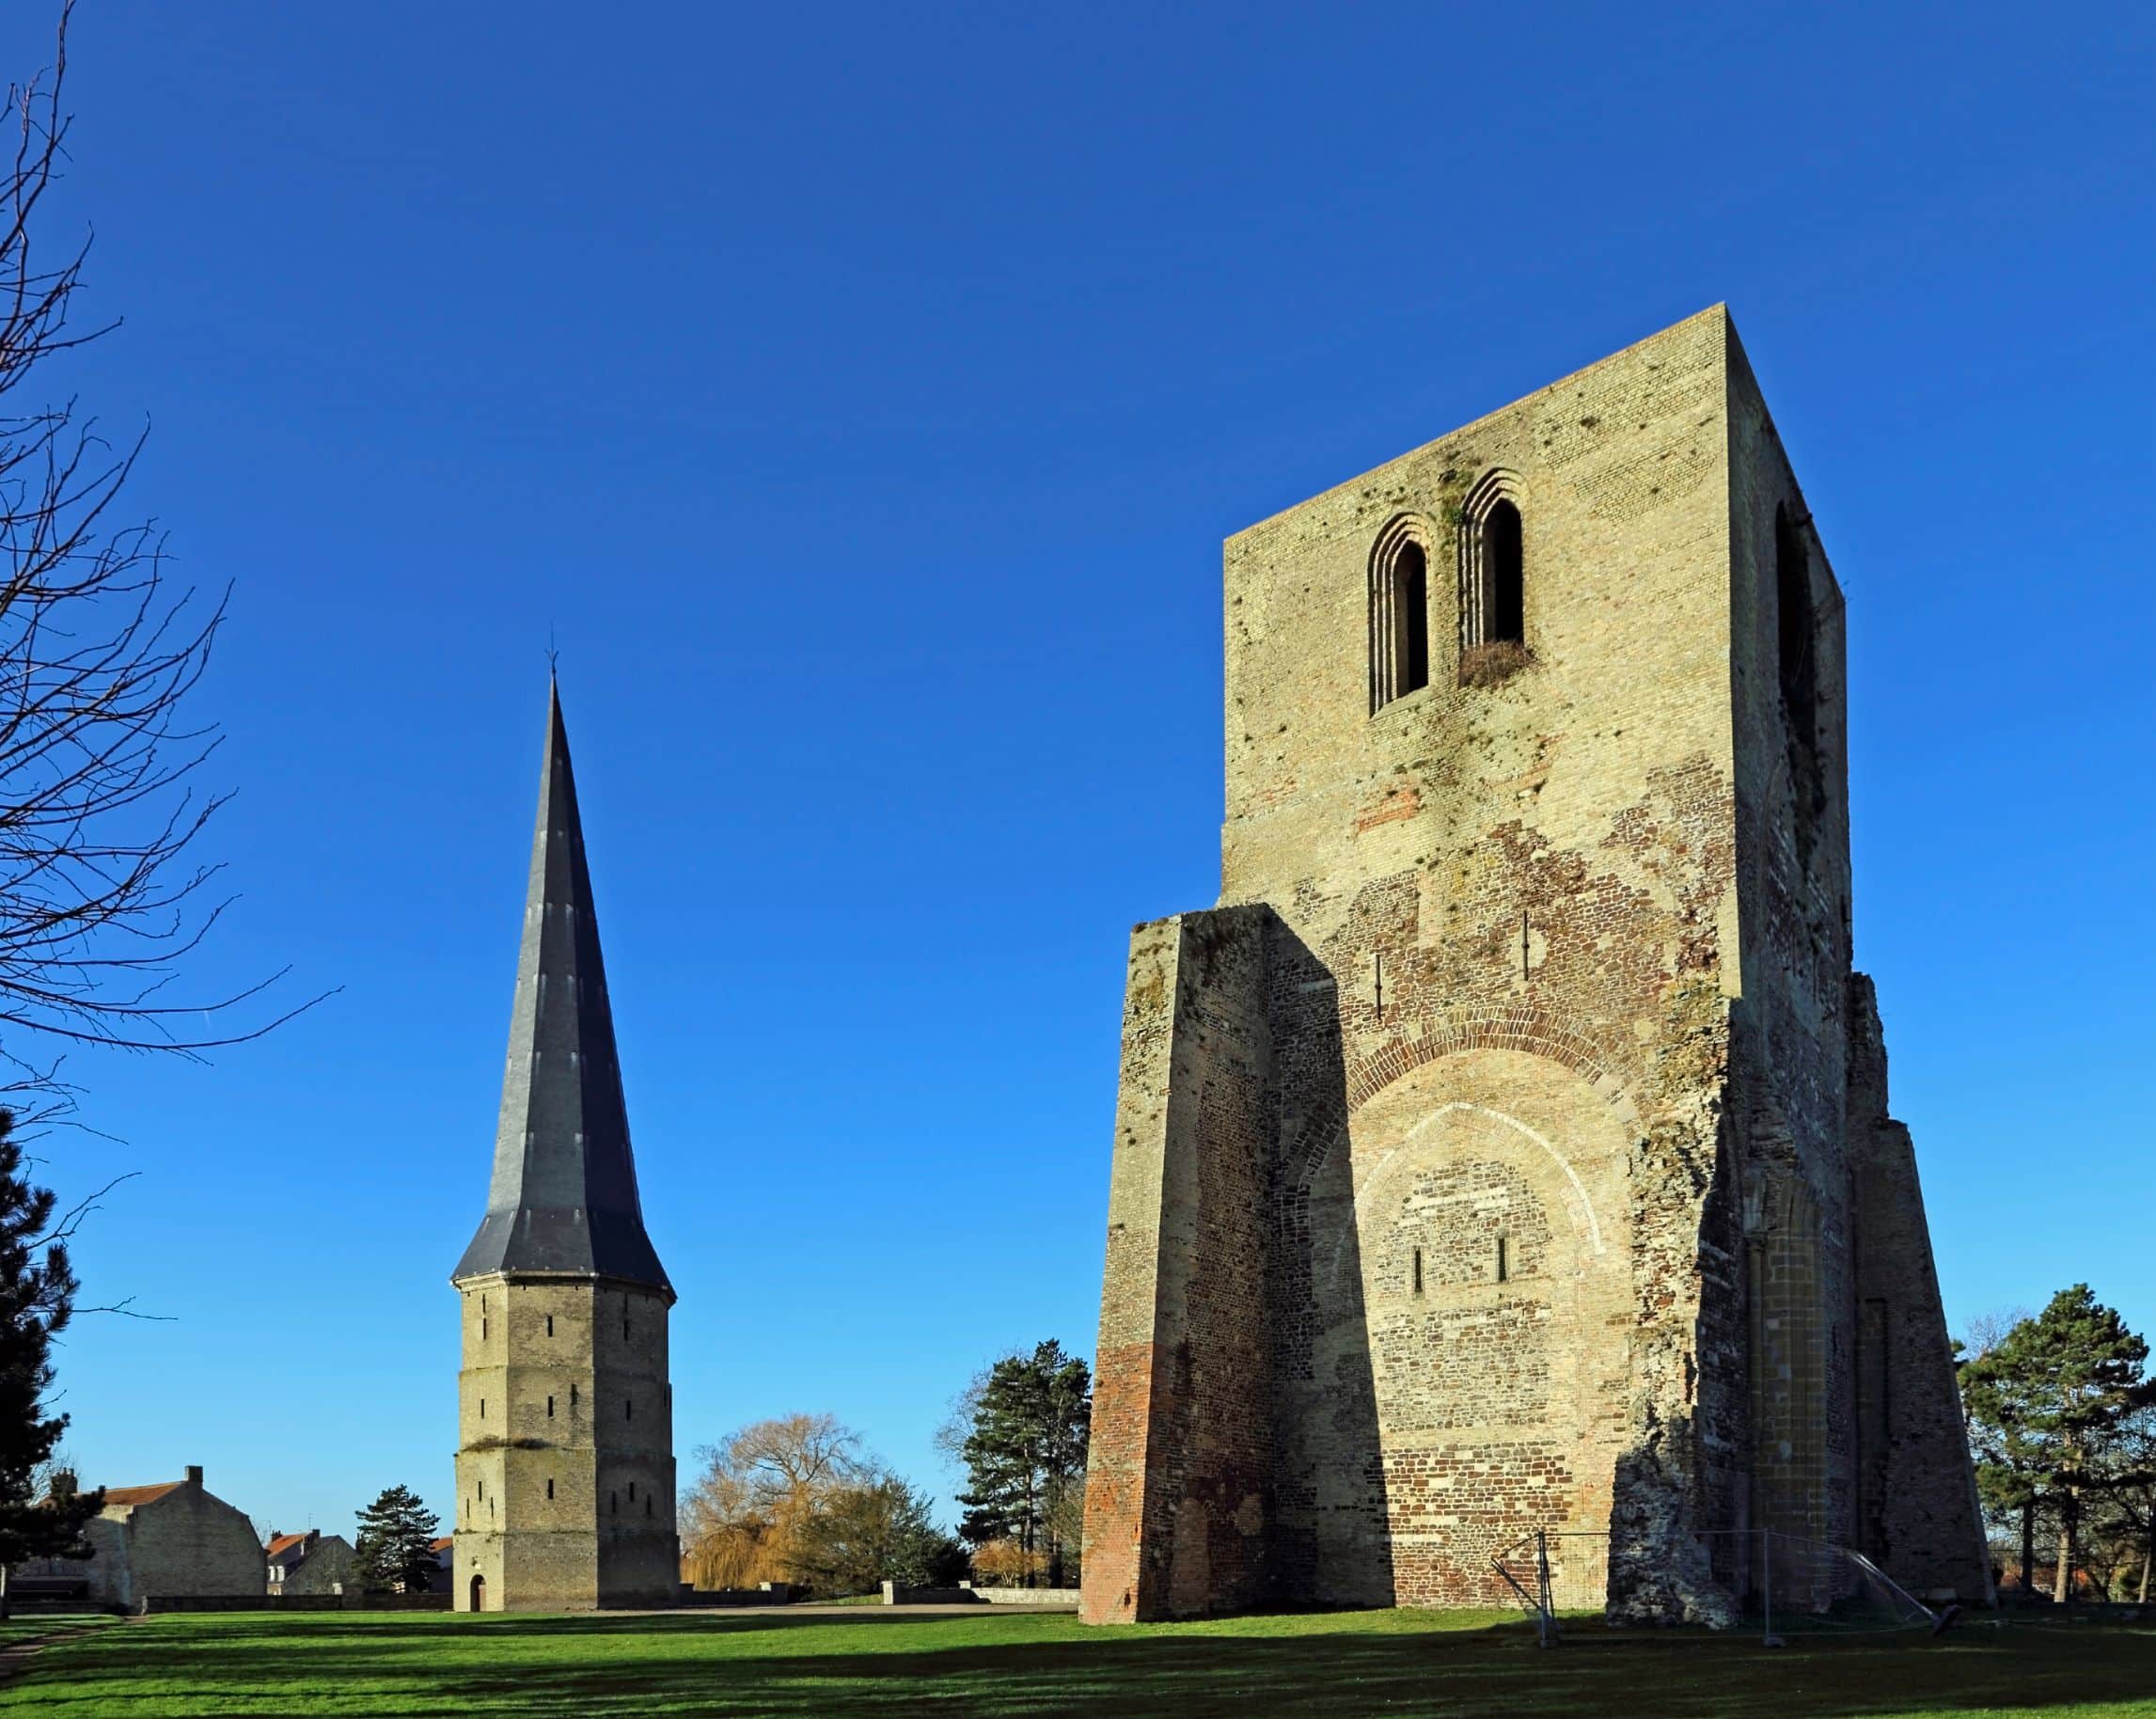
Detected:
left=1078, top=308, right=1989, bottom=1624
left=451, top=682, right=678, bottom=1612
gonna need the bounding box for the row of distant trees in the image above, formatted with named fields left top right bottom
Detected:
left=1959, top=1285, right=2156, bottom=1603
left=680, top=1340, right=1092, bottom=1598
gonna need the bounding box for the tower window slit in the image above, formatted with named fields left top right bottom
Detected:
left=546, top=1478, right=555, bottom=1500
left=611, top=1491, right=619, bottom=1515
left=546, top=1316, right=554, bottom=1337
left=1496, top=1236, right=1510, bottom=1284
left=547, top=1396, right=555, bottom=1418
left=628, top=1481, right=636, bottom=1502
left=646, top=1495, right=653, bottom=1517
left=1411, top=1247, right=1424, bottom=1297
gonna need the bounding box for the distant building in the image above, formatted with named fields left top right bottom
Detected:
left=23, top=1465, right=264, bottom=1609
left=425, top=1537, right=454, bottom=1596
left=264, top=1529, right=357, bottom=1596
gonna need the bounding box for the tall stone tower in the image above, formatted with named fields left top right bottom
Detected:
left=1078, top=308, right=1989, bottom=1625
left=451, top=683, right=678, bottom=1612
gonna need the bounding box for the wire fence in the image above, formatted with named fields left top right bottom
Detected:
left=1489, top=1527, right=1948, bottom=1648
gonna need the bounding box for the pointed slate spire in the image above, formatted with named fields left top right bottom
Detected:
left=452, top=681, right=670, bottom=1293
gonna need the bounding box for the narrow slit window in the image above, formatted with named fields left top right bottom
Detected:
left=628, top=1481, right=636, bottom=1502
left=1411, top=1247, right=1424, bottom=1297
left=546, top=1396, right=555, bottom=1419
left=571, top=1384, right=578, bottom=1408
left=546, top=1477, right=555, bottom=1500
left=479, top=1398, right=485, bottom=1420
left=646, top=1495, right=653, bottom=1517
left=546, top=1315, right=554, bottom=1337
left=611, top=1491, right=619, bottom=1515
left=625, top=1396, right=634, bottom=1421
left=1496, top=1236, right=1510, bottom=1284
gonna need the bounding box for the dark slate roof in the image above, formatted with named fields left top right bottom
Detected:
left=452, top=683, right=671, bottom=1294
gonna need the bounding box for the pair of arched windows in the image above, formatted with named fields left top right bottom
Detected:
left=1370, top=478, right=1525, bottom=712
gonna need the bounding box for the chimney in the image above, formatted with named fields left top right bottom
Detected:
left=185, top=1464, right=204, bottom=1487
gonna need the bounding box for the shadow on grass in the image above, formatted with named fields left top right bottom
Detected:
left=9, top=1608, right=2155, bottom=1718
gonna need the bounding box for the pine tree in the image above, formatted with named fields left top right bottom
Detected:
left=1961, top=1285, right=2154, bottom=1602
left=353, top=1485, right=441, bottom=1596
left=953, top=1341, right=1091, bottom=1586
left=0, top=1112, right=103, bottom=1618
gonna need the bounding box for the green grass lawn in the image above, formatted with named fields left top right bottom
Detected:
left=0, top=1614, right=113, bottom=1648
left=5, top=1606, right=2152, bottom=1718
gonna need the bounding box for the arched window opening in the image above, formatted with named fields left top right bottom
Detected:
left=1369, top=519, right=1436, bottom=713
left=1459, top=474, right=1532, bottom=685
left=1393, top=542, right=1430, bottom=696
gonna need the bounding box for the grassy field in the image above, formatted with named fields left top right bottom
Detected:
left=5, top=1606, right=2152, bottom=1717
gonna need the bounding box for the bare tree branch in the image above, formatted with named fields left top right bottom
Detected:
left=0, top=3, right=330, bottom=1116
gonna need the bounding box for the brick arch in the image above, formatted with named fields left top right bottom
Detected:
left=1281, top=1007, right=1640, bottom=1189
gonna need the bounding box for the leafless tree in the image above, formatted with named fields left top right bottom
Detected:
left=0, top=5, right=315, bottom=1128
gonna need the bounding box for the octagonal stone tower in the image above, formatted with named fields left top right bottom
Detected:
left=1079, top=308, right=1989, bottom=1625
left=451, top=682, right=678, bottom=1612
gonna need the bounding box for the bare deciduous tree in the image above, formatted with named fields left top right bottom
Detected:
left=0, top=5, right=316, bottom=1128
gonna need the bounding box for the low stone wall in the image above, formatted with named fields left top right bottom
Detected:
left=882, top=1582, right=1080, bottom=1606
left=139, top=1592, right=452, bottom=1614
left=677, top=1584, right=798, bottom=1607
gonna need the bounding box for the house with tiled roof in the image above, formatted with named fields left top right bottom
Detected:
left=20, top=1464, right=264, bottom=1610
left=264, top=1528, right=357, bottom=1596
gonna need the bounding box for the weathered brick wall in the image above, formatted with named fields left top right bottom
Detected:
left=1080, top=907, right=1271, bottom=1623
left=1847, top=974, right=1992, bottom=1600
left=1081, top=308, right=1984, bottom=1623
left=455, top=1275, right=678, bottom=1611
left=1220, top=310, right=1744, bottom=1618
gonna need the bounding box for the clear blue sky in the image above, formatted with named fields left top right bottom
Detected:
left=9, top=2, right=2148, bottom=1542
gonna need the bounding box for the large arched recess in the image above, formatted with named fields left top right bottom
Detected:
left=1309, top=1046, right=1635, bottom=1607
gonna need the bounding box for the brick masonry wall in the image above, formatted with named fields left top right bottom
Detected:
left=1080, top=308, right=1984, bottom=1624
left=1080, top=907, right=1271, bottom=1623
left=1847, top=974, right=1992, bottom=1599
left=455, top=1275, right=679, bottom=1611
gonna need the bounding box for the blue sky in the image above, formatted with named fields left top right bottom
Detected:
left=8, top=1, right=2149, bottom=1541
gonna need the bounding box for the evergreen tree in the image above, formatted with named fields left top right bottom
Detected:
left=0, top=1112, right=103, bottom=1618
left=1961, top=1285, right=2154, bottom=1601
left=353, top=1485, right=441, bottom=1596
left=953, top=1341, right=1091, bottom=1586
